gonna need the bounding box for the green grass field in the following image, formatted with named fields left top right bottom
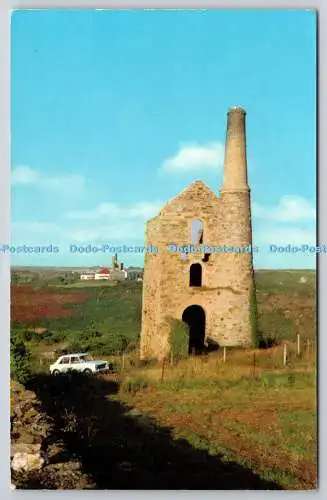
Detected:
left=115, top=341, right=316, bottom=489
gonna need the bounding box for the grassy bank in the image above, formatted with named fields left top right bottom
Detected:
left=115, top=344, right=316, bottom=489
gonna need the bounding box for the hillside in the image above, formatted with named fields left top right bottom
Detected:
left=11, top=269, right=316, bottom=356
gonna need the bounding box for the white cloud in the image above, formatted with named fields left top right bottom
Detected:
left=66, top=223, right=140, bottom=243
left=161, top=141, right=225, bottom=173
left=64, top=201, right=164, bottom=221
left=11, top=220, right=148, bottom=251
left=253, top=195, right=316, bottom=223
left=11, top=221, right=65, bottom=248
left=11, top=165, right=85, bottom=192
left=41, top=174, right=85, bottom=192
left=11, top=220, right=135, bottom=245
left=12, top=165, right=39, bottom=185
left=12, top=199, right=164, bottom=247
left=252, top=196, right=316, bottom=269
left=12, top=221, right=64, bottom=240
left=253, top=226, right=316, bottom=269
left=255, top=226, right=316, bottom=246
left=12, top=221, right=60, bottom=234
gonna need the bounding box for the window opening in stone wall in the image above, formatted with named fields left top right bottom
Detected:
left=202, top=253, right=210, bottom=262
left=191, top=220, right=203, bottom=244
left=189, top=263, right=202, bottom=287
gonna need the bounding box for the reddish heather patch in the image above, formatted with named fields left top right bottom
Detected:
left=11, top=285, right=89, bottom=323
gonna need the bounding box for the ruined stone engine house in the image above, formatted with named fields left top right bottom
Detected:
left=140, top=107, right=256, bottom=360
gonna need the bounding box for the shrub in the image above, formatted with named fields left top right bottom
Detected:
left=22, top=330, right=33, bottom=342
left=49, top=330, right=70, bottom=343
left=10, top=335, right=32, bottom=385
left=65, top=333, right=129, bottom=357
left=66, top=340, right=88, bottom=353
left=170, top=319, right=189, bottom=362
left=100, top=333, right=129, bottom=355
left=79, top=330, right=102, bottom=342
left=88, top=341, right=108, bottom=356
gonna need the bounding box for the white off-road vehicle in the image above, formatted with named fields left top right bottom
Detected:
left=50, top=353, right=109, bottom=376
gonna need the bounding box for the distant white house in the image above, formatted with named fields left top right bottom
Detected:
left=80, top=272, right=95, bottom=280
left=94, top=268, right=111, bottom=280
left=80, top=263, right=129, bottom=281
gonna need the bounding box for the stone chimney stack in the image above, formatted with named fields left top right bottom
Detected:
left=216, top=106, right=255, bottom=347
left=112, top=254, right=118, bottom=269
left=221, top=107, right=249, bottom=192
left=218, top=107, right=252, bottom=248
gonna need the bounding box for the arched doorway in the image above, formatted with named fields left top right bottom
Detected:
left=182, top=305, right=205, bottom=354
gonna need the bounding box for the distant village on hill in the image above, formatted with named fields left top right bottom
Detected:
left=11, top=253, right=144, bottom=284
left=79, top=253, right=143, bottom=281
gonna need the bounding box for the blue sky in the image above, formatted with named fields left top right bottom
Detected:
left=10, top=9, right=316, bottom=268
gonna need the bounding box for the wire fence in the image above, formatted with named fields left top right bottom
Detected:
left=36, top=335, right=316, bottom=385
left=117, top=335, right=317, bottom=385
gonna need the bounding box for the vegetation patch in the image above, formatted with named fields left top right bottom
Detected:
left=170, top=319, right=189, bottom=361
left=249, top=280, right=260, bottom=347
left=10, top=333, right=33, bottom=385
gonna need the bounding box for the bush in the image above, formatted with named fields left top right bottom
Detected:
left=65, top=333, right=129, bottom=357
left=22, top=330, right=33, bottom=342
left=100, top=333, right=129, bottom=355
left=48, top=330, right=68, bottom=343
left=88, top=341, right=108, bottom=356
left=78, top=330, right=102, bottom=342
left=12, top=330, right=38, bottom=343
left=170, top=319, right=189, bottom=362
left=66, top=340, right=88, bottom=353
left=10, top=335, right=32, bottom=385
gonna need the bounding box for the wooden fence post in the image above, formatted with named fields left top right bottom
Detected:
left=297, top=334, right=301, bottom=356
left=161, top=357, right=166, bottom=383
left=223, top=346, right=226, bottom=363
left=283, top=344, right=287, bottom=366
left=307, top=338, right=310, bottom=355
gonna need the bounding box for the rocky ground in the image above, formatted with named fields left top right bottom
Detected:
left=10, top=380, right=93, bottom=489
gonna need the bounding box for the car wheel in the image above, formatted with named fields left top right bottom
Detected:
left=52, top=369, right=60, bottom=376
left=83, top=368, right=92, bottom=375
